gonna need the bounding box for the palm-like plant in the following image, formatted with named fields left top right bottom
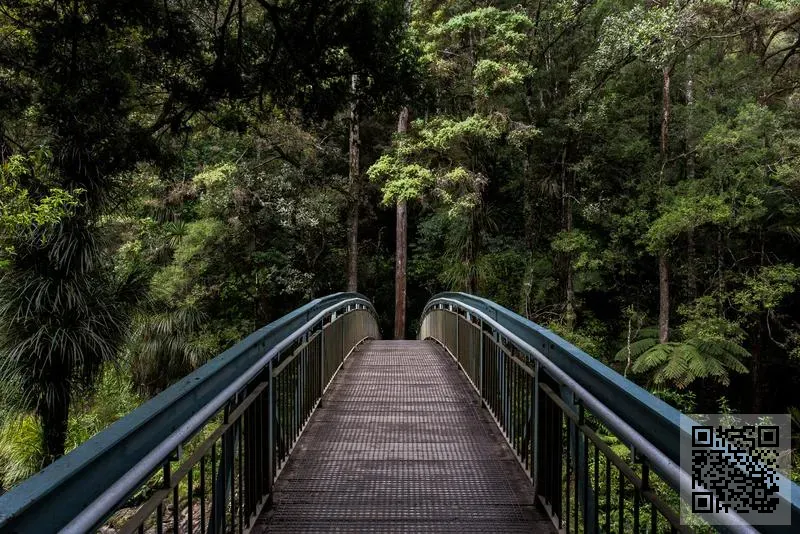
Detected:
left=0, top=221, right=146, bottom=464
left=616, top=326, right=750, bottom=389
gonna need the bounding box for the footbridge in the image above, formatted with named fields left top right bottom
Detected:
left=0, top=293, right=797, bottom=533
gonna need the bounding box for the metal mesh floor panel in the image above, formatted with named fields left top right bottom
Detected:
left=253, top=340, right=554, bottom=533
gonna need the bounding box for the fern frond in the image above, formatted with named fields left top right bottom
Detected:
left=656, top=347, right=692, bottom=387
left=614, top=338, right=658, bottom=361
left=636, top=326, right=661, bottom=340
left=690, top=339, right=749, bottom=359
left=630, top=343, right=674, bottom=374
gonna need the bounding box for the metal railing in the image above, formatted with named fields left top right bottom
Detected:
left=0, top=293, right=379, bottom=534
left=420, top=293, right=800, bottom=534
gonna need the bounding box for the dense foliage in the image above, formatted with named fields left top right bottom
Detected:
left=1, top=0, right=799, bottom=489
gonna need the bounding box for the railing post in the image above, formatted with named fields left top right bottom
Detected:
left=532, top=360, right=539, bottom=494
left=455, top=310, right=460, bottom=363
left=478, top=320, right=484, bottom=400
left=320, top=320, right=326, bottom=396
left=211, top=402, right=233, bottom=534
left=267, top=361, right=274, bottom=498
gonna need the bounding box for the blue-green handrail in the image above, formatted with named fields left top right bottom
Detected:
left=0, top=292, right=375, bottom=533
left=423, top=292, right=799, bottom=533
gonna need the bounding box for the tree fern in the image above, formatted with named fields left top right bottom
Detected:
left=622, top=327, right=749, bottom=389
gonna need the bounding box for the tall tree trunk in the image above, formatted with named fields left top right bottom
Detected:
left=658, top=65, right=671, bottom=343
left=565, top=173, right=575, bottom=331
left=685, top=56, right=697, bottom=299
left=39, top=398, right=68, bottom=466
left=520, top=151, right=536, bottom=317
left=658, top=252, right=670, bottom=343
left=394, top=106, right=410, bottom=340
left=559, top=144, right=576, bottom=330
left=346, top=74, right=361, bottom=292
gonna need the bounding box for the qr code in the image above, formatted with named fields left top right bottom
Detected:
left=680, top=414, right=791, bottom=526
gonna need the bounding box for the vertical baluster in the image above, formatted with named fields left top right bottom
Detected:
left=505, top=356, right=511, bottom=439
left=277, top=370, right=283, bottom=464
left=303, top=346, right=308, bottom=422
left=210, top=443, right=217, bottom=533
left=173, top=480, right=179, bottom=534
left=493, top=343, right=498, bottom=416
left=651, top=504, right=658, bottom=534
left=239, top=416, right=244, bottom=534
left=200, top=455, right=206, bottom=534
left=618, top=467, right=624, bottom=534
left=500, top=347, right=509, bottom=436
left=259, top=384, right=266, bottom=503
left=520, top=367, right=525, bottom=455
left=292, top=358, right=297, bottom=446
left=604, top=455, right=610, bottom=532
left=188, top=467, right=194, bottom=534
left=297, top=352, right=302, bottom=440
left=510, top=361, right=516, bottom=449
left=633, top=470, right=640, bottom=533
left=527, top=364, right=532, bottom=473
left=230, top=420, right=236, bottom=534
left=293, top=357, right=298, bottom=442
left=239, top=403, right=248, bottom=526
left=519, top=366, right=525, bottom=468
left=479, top=324, right=484, bottom=397
left=583, top=434, right=589, bottom=534
left=565, top=415, right=571, bottom=534
left=162, top=459, right=174, bottom=534
left=267, top=361, right=275, bottom=497
left=284, top=368, right=289, bottom=461
left=491, top=339, right=501, bottom=422
left=545, top=390, right=553, bottom=520
left=156, top=502, right=164, bottom=534
left=593, top=442, right=599, bottom=534
left=643, top=461, right=656, bottom=534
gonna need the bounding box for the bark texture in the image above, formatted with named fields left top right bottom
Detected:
left=658, top=65, right=671, bottom=343
left=346, top=74, right=361, bottom=292
left=394, top=106, right=410, bottom=340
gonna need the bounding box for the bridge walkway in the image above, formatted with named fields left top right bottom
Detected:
left=253, top=339, right=554, bottom=533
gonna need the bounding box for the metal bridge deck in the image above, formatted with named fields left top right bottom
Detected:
left=254, top=339, right=555, bottom=533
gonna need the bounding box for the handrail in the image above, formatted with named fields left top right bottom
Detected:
left=422, top=292, right=800, bottom=533
left=0, top=292, right=376, bottom=533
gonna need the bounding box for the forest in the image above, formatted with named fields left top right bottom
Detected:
left=1, top=0, right=799, bottom=491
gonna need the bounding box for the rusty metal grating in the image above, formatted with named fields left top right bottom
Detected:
left=253, top=340, right=554, bottom=533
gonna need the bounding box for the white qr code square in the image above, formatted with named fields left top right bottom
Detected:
left=680, top=414, right=792, bottom=526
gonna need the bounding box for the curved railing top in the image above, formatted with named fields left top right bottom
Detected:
left=425, top=292, right=681, bottom=461
left=0, top=292, right=375, bottom=533
left=423, top=292, right=800, bottom=532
